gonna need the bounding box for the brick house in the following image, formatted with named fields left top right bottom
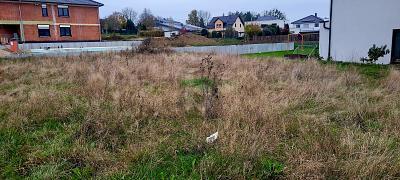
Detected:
left=0, top=0, right=103, bottom=44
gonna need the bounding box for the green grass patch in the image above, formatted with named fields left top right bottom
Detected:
left=102, top=33, right=139, bottom=41
left=322, top=61, right=390, bottom=80
left=243, top=46, right=316, bottom=58
left=257, top=157, right=285, bottom=179
left=0, top=102, right=88, bottom=178
left=123, top=142, right=286, bottom=179
left=180, top=77, right=214, bottom=88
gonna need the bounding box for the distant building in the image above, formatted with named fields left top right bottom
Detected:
left=207, top=15, right=245, bottom=37
left=320, top=0, right=400, bottom=64
left=245, top=15, right=288, bottom=29
left=0, top=0, right=103, bottom=44
left=155, top=18, right=203, bottom=37
left=290, top=13, right=326, bottom=34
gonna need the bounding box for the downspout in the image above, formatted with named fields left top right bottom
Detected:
left=324, top=0, right=333, bottom=59
left=97, top=7, right=101, bottom=41
left=18, top=0, right=25, bottom=42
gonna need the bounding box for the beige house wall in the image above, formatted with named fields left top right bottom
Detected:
left=208, top=17, right=244, bottom=37
left=232, top=18, right=244, bottom=33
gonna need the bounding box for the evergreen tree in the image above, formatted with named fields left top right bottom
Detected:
left=126, top=19, right=137, bottom=34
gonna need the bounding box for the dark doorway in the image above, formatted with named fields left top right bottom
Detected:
left=0, top=25, right=20, bottom=45
left=392, top=29, right=400, bottom=64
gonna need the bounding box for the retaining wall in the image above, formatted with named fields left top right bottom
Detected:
left=19, top=41, right=142, bottom=50
left=173, top=42, right=294, bottom=55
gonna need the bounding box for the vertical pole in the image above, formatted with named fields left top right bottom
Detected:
left=18, top=1, right=25, bottom=42
left=97, top=7, right=101, bottom=41
left=328, top=0, right=333, bottom=59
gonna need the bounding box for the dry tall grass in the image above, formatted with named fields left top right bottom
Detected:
left=0, top=52, right=399, bottom=179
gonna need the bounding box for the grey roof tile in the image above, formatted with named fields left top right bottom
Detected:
left=291, top=15, right=324, bottom=24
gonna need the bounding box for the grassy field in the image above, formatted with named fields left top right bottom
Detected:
left=1, top=53, right=400, bottom=179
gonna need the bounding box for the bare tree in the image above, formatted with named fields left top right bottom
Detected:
left=198, top=10, right=211, bottom=26
left=264, top=9, right=287, bottom=20
left=121, top=7, right=137, bottom=22
left=104, top=11, right=126, bottom=32
left=139, top=8, right=156, bottom=29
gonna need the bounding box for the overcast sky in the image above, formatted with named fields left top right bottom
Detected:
left=99, top=0, right=329, bottom=23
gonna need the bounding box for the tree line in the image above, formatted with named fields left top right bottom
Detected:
left=185, top=8, right=287, bottom=27
left=101, top=8, right=157, bottom=34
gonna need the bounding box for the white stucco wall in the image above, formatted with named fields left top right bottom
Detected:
left=233, top=18, right=245, bottom=33
left=319, top=22, right=330, bottom=59
left=320, top=0, right=400, bottom=64
left=290, top=23, right=320, bottom=34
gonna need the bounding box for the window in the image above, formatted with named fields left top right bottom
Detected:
left=296, top=24, right=300, bottom=28
left=315, top=23, right=320, bottom=27
left=234, top=23, right=236, bottom=27
left=58, top=5, right=69, bottom=17
left=60, top=25, right=71, bottom=37
left=303, top=24, right=309, bottom=28
left=38, top=25, right=50, bottom=37
left=216, top=24, right=222, bottom=28
left=240, top=24, right=241, bottom=28
left=41, top=4, right=48, bottom=17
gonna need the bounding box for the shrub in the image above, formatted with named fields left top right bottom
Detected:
left=361, top=44, right=390, bottom=64
left=134, top=38, right=172, bottom=54
left=224, top=27, right=238, bottom=38
left=244, top=25, right=261, bottom=40
left=200, top=29, right=209, bottom=37
left=138, top=30, right=164, bottom=37
left=199, top=55, right=224, bottom=120
left=211, top=31, right=222, bottom=38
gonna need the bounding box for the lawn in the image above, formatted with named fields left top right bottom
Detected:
left=243, top=44, right=317, bottom=58
left=1, top=52, right=400, bottom=179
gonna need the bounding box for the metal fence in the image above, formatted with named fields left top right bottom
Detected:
left=247, top=33, right=319, bottom=44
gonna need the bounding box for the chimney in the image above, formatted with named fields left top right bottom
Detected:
left=315, top=13, right=318, bottom=17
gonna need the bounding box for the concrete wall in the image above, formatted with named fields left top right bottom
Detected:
left=0, top=2, right=101, bottom=42
left=319, top=0, right=400, bottom=64
left=19, top=42, right=293, bottom=57
left=173, top=42, right=294, bottom=55
left=19, top=41, right=142, bottom=50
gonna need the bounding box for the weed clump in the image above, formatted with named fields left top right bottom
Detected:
left=199, top=55, right=225, bottom=120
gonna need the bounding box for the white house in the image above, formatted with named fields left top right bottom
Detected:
left=319, top=0, right=400, bottom=64
left=245, top=15, right=288, bottom=29
left=290, top=14, right=326, bottom=34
